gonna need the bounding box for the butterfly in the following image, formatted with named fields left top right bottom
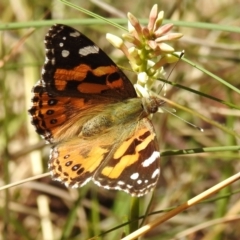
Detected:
left=29, top=24, right=163, bottom=197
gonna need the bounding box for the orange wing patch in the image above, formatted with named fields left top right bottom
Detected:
left=49, top=136, right=113, bottom=187
left=54, top=64, right=124, bottom=92
left=101, top=126, right=155, bottom=179
left=77, top=82, right=110, bottom=93
left=30, top=84, right=96, bottom=142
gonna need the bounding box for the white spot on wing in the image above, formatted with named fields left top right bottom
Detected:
left=71, top=183, right=78, bottom=188
left=130, top=172, right=139, bottom=180
left=151, top=168, right=160, bottom=179
left=50, top=148, right=59, bottom=158
left=117, top=181, right=125, bottom=185
left=93, top=180, right=101, bottom=187
left=137, top=180, right=142, bottom=184
left=79, top=45, right=99, bottom=56
left=44, top=56, right=49, bottom=64
left=59, top=42, right=64, bottom=47
left=114, top=186, right=121, bottom=191
left=51, top=58, right=55, bottom=65
left=62, top=50, right=70, bottom=57
left=64, top=180, right=70, bottom=187
left=70, top=31, right=80, bottom=37
left=142, top=151, right=160, bottom=167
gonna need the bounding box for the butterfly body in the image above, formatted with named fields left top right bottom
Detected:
left=29, top=24, right=162, bottom=196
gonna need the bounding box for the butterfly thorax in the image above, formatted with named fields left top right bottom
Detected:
left=81, top=96, right=163, bottom=137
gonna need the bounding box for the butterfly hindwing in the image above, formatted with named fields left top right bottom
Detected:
left=93, top=118, right=160, bottom=196
left=49, top=135, right=113, bottom=188
left=49, top=118, right=160, bottom=196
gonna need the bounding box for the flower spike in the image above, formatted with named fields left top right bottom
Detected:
left=106, top=4, right=183, bottom=97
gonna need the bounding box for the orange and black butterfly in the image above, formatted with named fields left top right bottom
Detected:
left=29, top=24, right=162, bottom=197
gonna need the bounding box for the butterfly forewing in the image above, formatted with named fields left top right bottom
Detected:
left=43, top=24, right=137, bottom=99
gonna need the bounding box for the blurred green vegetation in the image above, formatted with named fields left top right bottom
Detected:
left=0, top=1, right=240, bottom=239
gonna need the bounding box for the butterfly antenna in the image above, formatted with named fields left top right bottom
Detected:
left=167, top=50, right=185, bottom=81
left=157, top=50, right=185, bottom=96
left=157, top=51, right=203, bottom=132
left=162, top=106, right=204, bottom=132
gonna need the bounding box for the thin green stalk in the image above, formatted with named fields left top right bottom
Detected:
left=129, top=197, right=140, bottom=236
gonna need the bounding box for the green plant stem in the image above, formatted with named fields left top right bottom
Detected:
left=129, top=197, right=140, bottom=237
